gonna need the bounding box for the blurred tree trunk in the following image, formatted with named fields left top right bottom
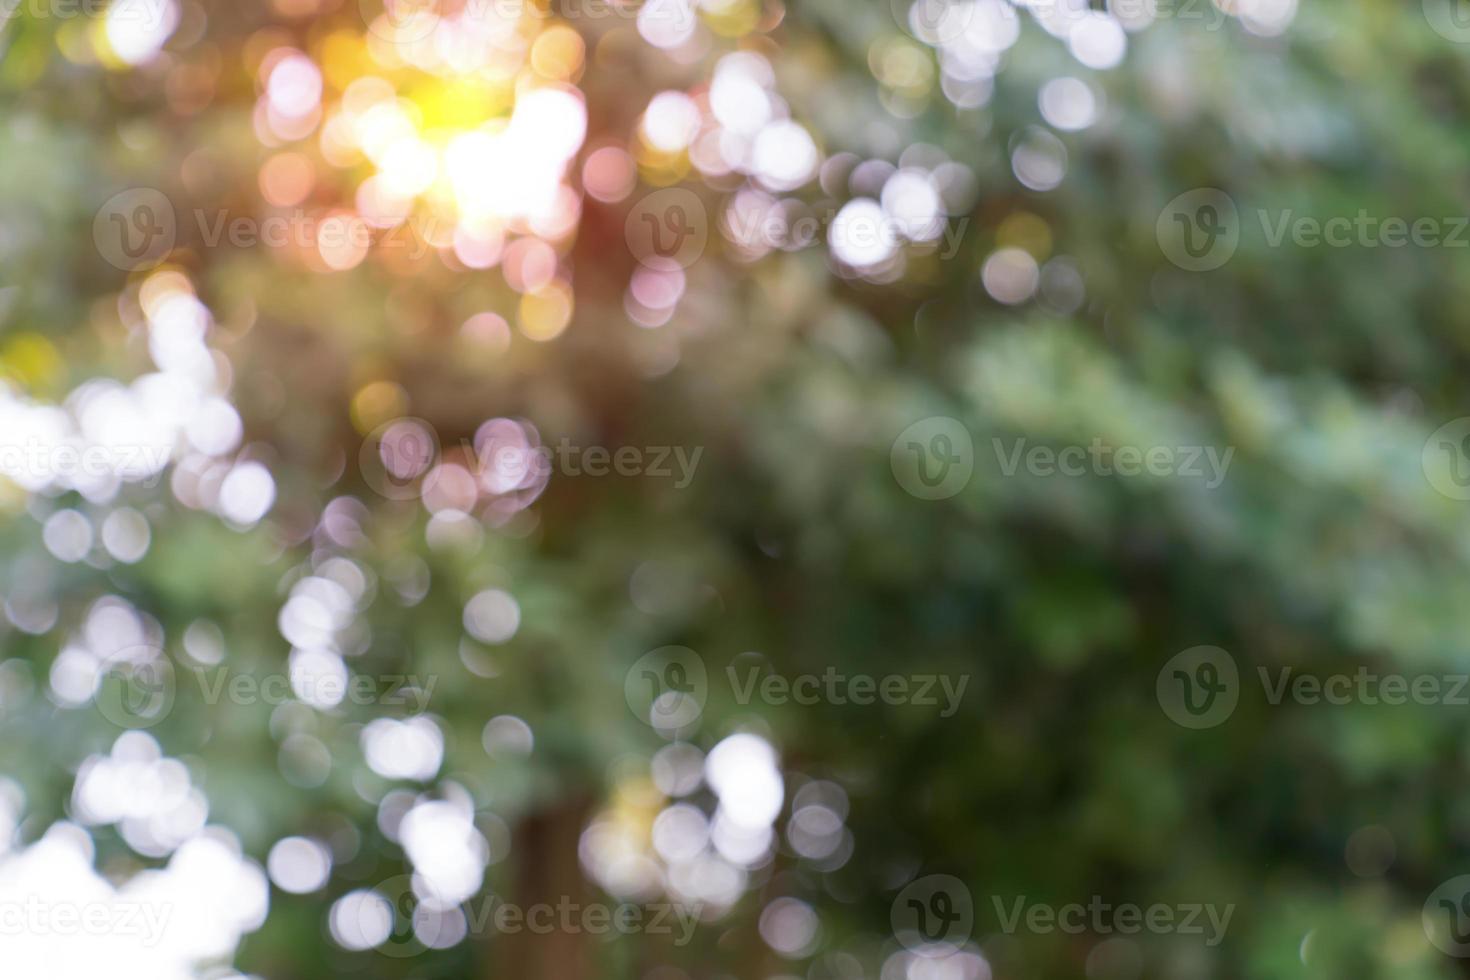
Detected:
left=489, top=796, right=594, bottom=980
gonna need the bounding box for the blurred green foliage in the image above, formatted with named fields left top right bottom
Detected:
left=5, top=0, right=1470, bottom=978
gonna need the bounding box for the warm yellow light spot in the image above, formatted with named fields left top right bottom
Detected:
left=703, top=0, right=761, bottom=37
left=612, top=774, right=664, bottom=820
left=996, top=212, right=1054, bottom=261
left=342, top=75, right=397, bottom=116
left=139, top=270, right=196, bottom=320
left=634, top=137, right=694, bottom=187
left=58, top=21, right=97, bottom=66
left=0, top=334, right=63, bottom=393
left=351, top=380, right=409, bottom=434
left=272, top=0, right=322, bottom=17
left=255, top=3, right=588, bottom=301
left=868, top=37, right=933, bottom=94
left=502, top=237, right=558, bottom=294
left=319, top=31, right=372, bottom=91
left=0, top=477, right=30, bottom=516
left=518, top=281, right=573, bottom=341
left=414, top=78, right=512, bottom=132
left=530, top=25, right=585, bottom=81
